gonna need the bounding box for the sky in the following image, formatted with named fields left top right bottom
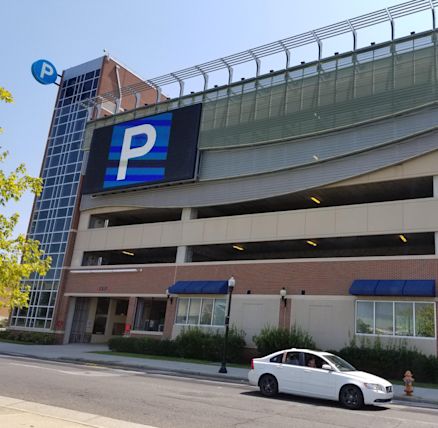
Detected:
left=1, top=0, right=435, bottom=236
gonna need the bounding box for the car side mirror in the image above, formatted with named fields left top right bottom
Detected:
left=322, top=364, right=333, bottom=371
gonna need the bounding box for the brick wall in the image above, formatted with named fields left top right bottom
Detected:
left=62, top=258, right=438, bottom=297
left=55, top=258, right=438, bottom=344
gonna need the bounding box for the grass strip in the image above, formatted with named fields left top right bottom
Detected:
left=0, top=338, right=38, bottom=345
left=91, top=350, right=250, bottom=369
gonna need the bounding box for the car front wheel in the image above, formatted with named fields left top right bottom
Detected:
left=339, top=385, right=364, bottom=410
left=259, top=374, right=278, bottom=397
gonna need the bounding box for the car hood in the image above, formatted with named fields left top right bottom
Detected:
left=341, top=370, right=391, bottom=386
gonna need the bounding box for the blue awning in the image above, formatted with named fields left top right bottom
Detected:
left=350, top=280, right=379, bottom=296
left=168, top=280, right=229, bottom=295
left=376, top=280, right=405, bottom=296
left=350, top=279, right=435, bottom=297
left=403, top=280, right=436, bottom=296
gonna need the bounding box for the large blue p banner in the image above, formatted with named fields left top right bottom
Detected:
left=104, top=113, right=172, bottom=188
left=83, top=104, right=201, bottom=194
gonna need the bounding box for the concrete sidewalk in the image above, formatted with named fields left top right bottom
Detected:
left=1, top=342, right=437, bottom=407
left=0, top=395, right=157, bottom=428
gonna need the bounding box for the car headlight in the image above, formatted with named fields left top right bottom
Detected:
left=364, top=383, right=385, bottom=392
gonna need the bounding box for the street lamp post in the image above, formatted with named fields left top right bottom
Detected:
left=219, top=276, right=235, bottom=374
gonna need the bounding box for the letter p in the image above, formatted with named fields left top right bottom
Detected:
left=40, top=62, right=54, bottom=80
left=117, top=124, right=157, bottom=180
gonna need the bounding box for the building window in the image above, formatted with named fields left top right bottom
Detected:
left=200, top=299, right=213, bottom=324
left=115, top=299, right=129, bottom=316
left=175, top=299, right=189, bottom=324
left=175, top=298, right=226, bottom=326
left=375, top=302, right=393, bottom=335
left=93, top=297, right=110, bottom=335
left=395, top=302, right=413, bottom=336
left=133, top=298, right=166, bottom=332
left=356, top=301, right=435, bottom=338
left=187, top=298, right=201, bottom=324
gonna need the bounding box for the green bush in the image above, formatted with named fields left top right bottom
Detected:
left=175, top=326, right=246, bottom=363
left=174, top=327, right=208, bottom=359
left=0, top=330, right=56, bottom=344
left=108, top=327, right=246, bottom=363
left=337, top=339, right=438, bottom=383
left=253, top=326, right=316, bottom=356
left=108, top=336, right=176, bottom=356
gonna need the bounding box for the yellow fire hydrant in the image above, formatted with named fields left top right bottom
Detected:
left=403, top=370, right=414, bottom=396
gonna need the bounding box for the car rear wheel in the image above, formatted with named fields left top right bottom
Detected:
left=339, top=385, right=364, bottom=410
left=259, top=374, right=278, bottom=397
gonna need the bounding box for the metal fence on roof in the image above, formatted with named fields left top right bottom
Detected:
left=83, top=29, right=438, bottom=154
left=85, top=0, right=438, bottom=111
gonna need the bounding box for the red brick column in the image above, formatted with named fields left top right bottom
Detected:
left=54, top=296, right=71, bottom=343
left=162, top=298, right=176, bottom=339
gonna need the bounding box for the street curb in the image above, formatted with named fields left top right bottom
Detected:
left=0, top=351, right=248, bottom=384
left=392, top=395, right=438, bottom=407
left=1, top=350, right=437, bottom=408
left=59, top=357, right=250, bottom=384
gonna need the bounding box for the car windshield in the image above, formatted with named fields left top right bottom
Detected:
left=323, top=355, right=356, bottom=372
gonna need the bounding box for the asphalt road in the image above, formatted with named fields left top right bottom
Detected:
left=1, top=355, right=438, bottom=428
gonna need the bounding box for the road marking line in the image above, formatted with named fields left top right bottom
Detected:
left=9, top=362, right=120, bottom=377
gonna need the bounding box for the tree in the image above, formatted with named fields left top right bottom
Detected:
left=0, top=86, right=51, bottom=310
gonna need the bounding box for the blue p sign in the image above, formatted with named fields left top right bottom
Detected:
left=31, top=59, right=58, bottom=85
left=103, top=113, right=172, bottom=189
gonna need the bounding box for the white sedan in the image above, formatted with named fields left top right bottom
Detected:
left=248, top=348, right=393, bottom=409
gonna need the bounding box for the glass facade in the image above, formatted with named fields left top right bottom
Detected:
left=175, top=297, right=226, bottom=326
left=356, top=301, right=435, bottom=338
left=133, top=298, right=166, bottom=332
left=10, top=63, right=102, bottom=330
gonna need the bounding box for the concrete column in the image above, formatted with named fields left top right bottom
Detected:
left=125, top=297, right=137, bottom=334
left=176, top=246, right=193, bottom=263
left=62, top=297, right=76, bottom=344
left=185, top=246, right=193, bottom=262
left=176, top=246, right=187, bottom=263
left=176, top=209, right=197, bottom=263
left=181, top=207, right=197, bottom=220
left=435, top=232, right=438, bottom=256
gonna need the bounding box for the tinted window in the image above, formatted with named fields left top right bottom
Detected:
left=284, top=352, right=301, bottom=365
left=304, top=353, right=325, bottom=368
left=324, top=354, right=356, bottom=371
left=270, top=353, right=283, bottom=363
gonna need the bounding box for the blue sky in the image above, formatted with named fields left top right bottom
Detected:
left=1, top=0, right=434, bottom=236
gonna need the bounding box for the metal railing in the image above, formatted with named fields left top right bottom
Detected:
left=84, top=0, right=438, bottom=114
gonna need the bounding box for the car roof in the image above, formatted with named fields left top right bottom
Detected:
left=269, top=348, right=334, bottom=356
